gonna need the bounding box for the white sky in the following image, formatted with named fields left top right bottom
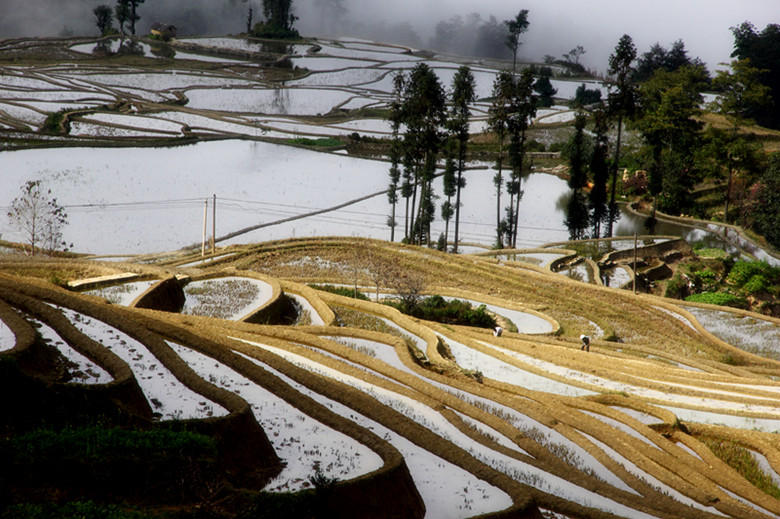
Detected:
left=343, top=0, right=778, bottom=72
left=0, top=0, right=775, bottom=73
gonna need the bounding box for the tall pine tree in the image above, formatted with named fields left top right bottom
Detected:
left=605, top=34, right=637, bottom=235
left=447, top=66, right=476, bottom=253
left=488, top=72, right=514, bottom=247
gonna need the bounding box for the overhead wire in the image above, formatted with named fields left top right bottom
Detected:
left=1, top=192, right=568, bottom=247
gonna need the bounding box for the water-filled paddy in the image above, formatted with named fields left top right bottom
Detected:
left=182, top=276, right=274, bottom=320
left=684, top=306, right=780, bottom=360
left=184, top=87, right=356, bottom=115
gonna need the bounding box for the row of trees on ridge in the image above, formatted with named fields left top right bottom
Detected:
left=387, top=23, right=780, bottom=252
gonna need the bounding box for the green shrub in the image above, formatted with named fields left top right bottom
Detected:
left=664, top=273, right=687, bottom=299
left=386, top=295, right=497, bottom=329
left=574, top=83, right=602, bottom=105
left=684, top=291, right=747, bottom=308
left=309, top=469, right=339, bottom=490
left=41, top=111, right=70, bottom=134
left=548, top=142, right=565, bottom=153
left=697, top=268, right=717, bottom=282
left=727, top=261, right=775, bottom=287
left=742, top=274, right=769, bottom=295
left=252, top=22, right=300, bottom=40
left=290, top=137, right=344, bottom=148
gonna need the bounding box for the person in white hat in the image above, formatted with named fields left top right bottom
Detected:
left=580, top=334, right=590, bottom=352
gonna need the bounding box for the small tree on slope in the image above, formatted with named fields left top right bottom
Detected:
left=7, top=180, right=69, bottom=256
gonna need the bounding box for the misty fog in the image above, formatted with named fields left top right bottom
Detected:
left=0, top=0, right=776, bottom=73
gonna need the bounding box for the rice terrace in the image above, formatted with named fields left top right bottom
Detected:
left=2, top=2, right=780, bottom=518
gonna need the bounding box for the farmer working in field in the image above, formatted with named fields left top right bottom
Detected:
left=580, top=334, right=590, bottom=352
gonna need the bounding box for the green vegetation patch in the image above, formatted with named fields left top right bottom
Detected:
left=251, top=24, right=301, bottom=40
left=40, top=111, right=70, bottom=134
left=700, top=437, right=780, bottom=500
left=386, top=295, right=497, bottom=329
left=742, top=274, right=770, bottom=295
left=695, top=247, right=731, bottom=260
left=684, top=291, right=747, bottom=308
left=1, top=502, right=149, bottom=519
left=310, top=284, right=369, bottom=300
left=727, top=261, right=779, bottom=287
left=289, top=137, right=344, bottom=148
left=4, top=425, right=217, bottom=463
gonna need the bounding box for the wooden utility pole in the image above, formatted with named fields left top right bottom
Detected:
left=212, top=194, right=216, bottom=255
left=201, top=198, right=208, bottom=257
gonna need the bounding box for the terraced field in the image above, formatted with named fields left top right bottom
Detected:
left=3, top=237, right=780, bottom=518
left=3, top=34, right=780, bottom=518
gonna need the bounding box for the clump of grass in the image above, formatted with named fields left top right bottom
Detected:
left=462, top=369, right=483, bottom=383
left=308, top=468, right=338, bottom=490
left=700, top=436, right=780, bottom=499
left=719, top=353, right=744, bottom=366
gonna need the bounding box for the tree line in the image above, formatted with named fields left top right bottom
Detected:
left=93, top=0, right=145, bottom=37
left=556, top=28, right=778, bottom=247
left=92, top=0, right=300, bottom=39
left=386, top=23, right=780, bottom=253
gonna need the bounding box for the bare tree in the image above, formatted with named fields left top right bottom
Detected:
left=7, top=180, right=69, bottom=256
left=386, top=265, right=426, bottom=312
left=563, top=45, right=586, bottom=65
left=362, top=246, right=393, bottom=302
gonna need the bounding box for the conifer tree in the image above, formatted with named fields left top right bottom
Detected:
left=447, top=66, right=476, bottom=253
left=388, top=64, right=446, bottom=246
left=605, top=34, right=637, bottom=235
left=589, top=106, right=610, bottom=238
left=488, top=72, right=514, bottom=247
left=506, top=68, right=536, bottom=248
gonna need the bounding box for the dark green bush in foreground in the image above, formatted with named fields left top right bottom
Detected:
left=5, top=425, right=217, bottom=463
left=1, top=502, right=148, bottom=519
